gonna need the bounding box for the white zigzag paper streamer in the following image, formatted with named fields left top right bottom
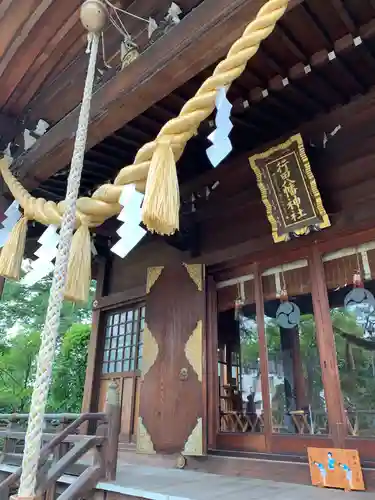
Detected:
left=22, top=225, right=59, bottom=286
left=0, top=201, right=21, bottom=248
left=111, top=184, right=146, bottom=259
left=206, top=87, right=233, bottom=168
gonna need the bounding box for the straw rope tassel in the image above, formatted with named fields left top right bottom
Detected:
left=142, top=139, right=179, bottom=235
left=0, top=215, right=28, bottom=280
left=0, top=0, right=290, bottom=240
left=16, top=32, right=100, bottom=499
left=65, top=224, right=92, bottom=303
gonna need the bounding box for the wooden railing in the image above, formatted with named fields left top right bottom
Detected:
left=0, top=381, right=120, bottom=500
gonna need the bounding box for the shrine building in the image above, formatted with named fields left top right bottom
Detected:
left=2, top=0, right=375, bottom=492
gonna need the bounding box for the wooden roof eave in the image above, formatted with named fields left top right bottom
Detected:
left=6, top=0, right=302, bottom=194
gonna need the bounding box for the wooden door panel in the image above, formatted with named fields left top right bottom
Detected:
left=138, top=263, right=205, bottom=455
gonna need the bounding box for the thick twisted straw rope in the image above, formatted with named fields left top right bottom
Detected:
left=1, top=0, right=289, bottom=229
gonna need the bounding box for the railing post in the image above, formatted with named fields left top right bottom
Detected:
left=0, top=472, right=9, bottom=500
left=104, top=381, right=121, bottom=481
left=3, top=416, right=20, bottom=455
left=43, top=417, right=69, bottom=500
left=57, top=417, right=71, bottom=458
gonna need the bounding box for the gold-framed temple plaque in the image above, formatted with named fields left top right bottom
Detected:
left=249, top=133, right=330, bottom=243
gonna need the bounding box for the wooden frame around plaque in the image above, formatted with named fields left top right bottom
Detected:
left=308, top=447, right=365, bottom=491
left=249, top=133, right=330, bottom=243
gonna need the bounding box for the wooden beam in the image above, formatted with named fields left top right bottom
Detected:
left=0, top=0, right=40, bottom=60
left=0, top=0, right=55, bottom=82
left=93, top=285, right=146, bottom=311
left=0, top=111, right=21, bottom=149
left=0, top=0, right=13, bottom=19
left=23, top=0, right=186, bottom=121
left=175, top=85, right=375, bottom=270
left=181, top=82, right=375, bottom=200
left=10, top=0, right=303, bottom=190
left=4, top=2, right=82, bottom=113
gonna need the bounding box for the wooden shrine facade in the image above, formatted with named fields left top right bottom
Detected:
left=79, top=83, right=375, bottom=487
left=5, top=0, right=375, bottom=489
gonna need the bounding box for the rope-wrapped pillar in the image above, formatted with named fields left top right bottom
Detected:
left=13, top=2, right=108, bottom=498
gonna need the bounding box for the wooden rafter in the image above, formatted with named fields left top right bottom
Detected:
left=0, top=111, right=20, bottom=150
left=182, top=82, right=375, bottom=199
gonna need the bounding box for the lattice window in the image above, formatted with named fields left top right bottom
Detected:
left=102, top=305, right=145, bottom=374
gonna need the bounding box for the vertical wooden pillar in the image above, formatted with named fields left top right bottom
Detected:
left=291, top=328, right=307, bottom=409
left=309, top=246, right=346, bottom=447
left=81, top=258, right=108, bottom=421
left=206, top=276, right=219, bottom=450
left=254, top=264, right=272, bottom=449
left=280, top=328, right=295, bottom=412
left=279, top=327, right=307, bottom=411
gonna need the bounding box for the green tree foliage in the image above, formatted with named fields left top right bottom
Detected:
left=49, top=324, right=91, bottom=412
left=331, top=307, right=375, bottom=412
left=239, top=317, right=260, bottom=373
left=0, top=277, right=93, bottom=337
left=0, top=331, right=40, bottom=412
left=0, top=277, right=94, bottom=414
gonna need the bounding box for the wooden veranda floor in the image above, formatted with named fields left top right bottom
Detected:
left=1, top=454, right=374, bottom=499
left=78, top=463, right=375, bottom=499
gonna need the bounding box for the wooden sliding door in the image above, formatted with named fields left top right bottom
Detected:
left=213, top=255, right=338, bottom=455
left=318, top=239, right=375, bottom=461
left=215, top=268, right=268, bottom=453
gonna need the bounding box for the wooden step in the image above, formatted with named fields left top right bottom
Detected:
left=117, top=441, right=136, bottom=452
